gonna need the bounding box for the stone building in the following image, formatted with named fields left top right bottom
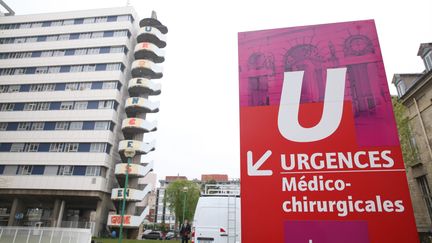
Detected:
left=393, top=42, right=432, bottom=241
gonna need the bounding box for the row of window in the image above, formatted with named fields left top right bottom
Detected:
left=0, top=121, right=114, bottom=132
left=0, top=142, right=111, bottom=153
left=0, top=100, right=118, bottom=112
left=0, top=30, right=130, bottom=44
left=0, top=164, right=104, bottom=177
left=0, top=46, right=127, bottom=59
left=0, top=15, right=133, bottom=30
left=0, top=81, right=121, bottom=93
left=0, top=63, right=124, bottom=76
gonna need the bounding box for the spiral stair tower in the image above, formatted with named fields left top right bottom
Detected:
left=107, top=11, right=167, bottom=238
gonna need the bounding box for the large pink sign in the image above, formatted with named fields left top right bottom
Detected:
left=239, top=20, right=419, bottom=243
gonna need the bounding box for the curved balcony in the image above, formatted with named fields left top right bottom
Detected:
left=122, top=118, right=157, bottom=134
left=137, top=27, right=167, bottom=48
left=134, top=42, right=165, bottom=63
left=118, top=140, right=156, bottom=155
left=131, top=59, right=163, bottom=79
left=128, top=78, right=161, bottom=96
left=125, top=97, right=159, bottom=115
left=111, top=184, right=152, bottom=202
left=139, top=18, right=168, bottom=34
left=114, top=163, right=153, bottom=178
left=108, top=206, right=150, bottom=228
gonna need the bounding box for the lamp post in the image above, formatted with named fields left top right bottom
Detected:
left=181, top=186, right=188, bottom=225
left=118, top=149, right=136, bottom=243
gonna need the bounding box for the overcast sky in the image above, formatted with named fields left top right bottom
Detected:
left=7, top=0, right=432, bottom=181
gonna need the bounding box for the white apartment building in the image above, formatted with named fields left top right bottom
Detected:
left=0, top=7, right=140, bottom=236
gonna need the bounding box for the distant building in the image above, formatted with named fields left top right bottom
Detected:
left=201, top=174, right=229, bottom=183
left=393, top=42, right=432, bottom=241
left=154, top=176, right=187, bottom=230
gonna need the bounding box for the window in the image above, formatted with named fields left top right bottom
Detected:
left=36, top=102, right=50, bottom=111
left=8, top=85, right=20, bottom=93
left=83, top=18, right=95, bottom=24
left=106, top=63, right=121, bottom=71
left=31, top=22, right=43, bottom=28
left=70, top=65, right=83, bottom=72
left=79, top=33, right=91, bottom=39
left=31, top=122, right=44, bottom=130
left=41, top=51, right=53, bottom=57
left=14, top=69, right=25, bottom=75
left=60, top=102, right=74, bottom=110
left=52, top=50, right=65, bottom=56
left=397, top=80, right=407, bottom=98
left=74, top=101, right=88, bottom=110
left=30, top=83, right=55, bottom=92
left=94, top=121, right=109, bottom=130
left=98, top=100, right=113, bottom=109
left=424, top=51, right=432, bottom=71
left=87, top=48, right=99, bottom=55
left=95, top=17, right=107, bottom=23
left=46, top=36, right=58, bottom=41
left=17, top=122, right=32, bottom=131
left=418, top=176, right=432, bottom=221
left=35, top=67, right=48, bottom=74
left=113, top=30, right=127, bottom=37
left=75, top=49, right=87, bottom=55
left=90, top=143, right=106, bottom=152
left=0, top=86, right=7, bottom=93
left=0, top=103, right=14, bottom=111
left=0, top=69, right=13, bottom=75
left=91, top=32, right=104, bottom=39
left=82, top=65, right=96, bottom=72
left=48, top=66, right=60, bottom=73
left=26, top=37, right=37, bottom=43
left=58, top=165, right=73, bottom=175
left=69, top=121, right=83, bottom=130
left=51, top=20, right=62, bottom=26
left=110, top=47, right=124, bottom=53
left=55, top=122, right=69, bottom=130
left=58, top=34, right=69, bottom=41
left=17, top=165, right=32, bottom=175
left=63, top=19, right=74, bottom=25
left=20, top=23, right=31, bottom=28
left=15, top=38, right=25, bottom=43
left=0, top=122, right=7, bottom=131
left=23, top=103, right=36, bottom=111
left=10, top=143, right=25, bottom=152
left=117, top=15, right=131, bottom=22
left=79, top=82, right=92, bottom=90
left=102, top=81, right=117, bottom=89
left=24, top=143, right=39, bottom=152
left=65, top=143, right=79, bottom=152
left=65, top=83, right=79, bottom=91
left=49, top=143, right=65, bottom=152
left=85, top=166, right=101, bottom=176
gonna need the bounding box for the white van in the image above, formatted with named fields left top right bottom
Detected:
left=191, top=184, right=240, bottom=243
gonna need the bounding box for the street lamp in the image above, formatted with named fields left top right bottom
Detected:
left=118, top=148, right=136, bottom=243
left=181, top=186, right=188, bottom=225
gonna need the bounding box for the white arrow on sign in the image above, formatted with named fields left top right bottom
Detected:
left=247, top=150, right=273, bottom=176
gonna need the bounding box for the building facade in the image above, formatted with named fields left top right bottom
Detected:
left=393, top=43, right=432, bottom=242
left=0, top=7, right=140, bottom=236
left=155, top=176, right=187, bottom=230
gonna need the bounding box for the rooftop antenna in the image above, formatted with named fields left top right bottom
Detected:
left=151, top=10, right=157, bottom=19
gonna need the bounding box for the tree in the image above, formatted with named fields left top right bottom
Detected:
left=164, top=180, right=200, bottom=226
left=392, top=96, right=419, bottom=166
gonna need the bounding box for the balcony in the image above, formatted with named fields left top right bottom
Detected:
left=131, top=59, right=163, bottom=79
left=127, top=78, right=161, bottom=96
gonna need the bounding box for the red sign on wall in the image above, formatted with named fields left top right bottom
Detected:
left=238, top=20, right=418, bottom=243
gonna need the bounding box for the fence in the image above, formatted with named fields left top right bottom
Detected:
left=0, top=226, right=92, bottom=243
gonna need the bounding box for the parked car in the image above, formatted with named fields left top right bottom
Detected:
left=141, top=230, right=162, bottom=240
left=165, top=231, right=175, bottom=240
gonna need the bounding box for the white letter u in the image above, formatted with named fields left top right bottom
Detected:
left=277, top=68, right=347, bottom=142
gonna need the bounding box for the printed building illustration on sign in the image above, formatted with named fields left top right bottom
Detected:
left=238, top=20, right=418, bottom=243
